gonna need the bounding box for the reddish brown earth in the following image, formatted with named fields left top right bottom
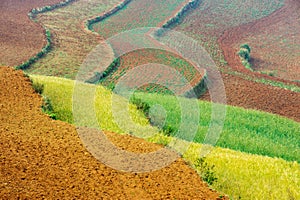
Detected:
left=201, top=73, right=300, bottom=122
left=219, top=0, right=300, bottom=83
left=0, top=66, right=226, bottom=199
left=0, top=0, right=63, bottom=66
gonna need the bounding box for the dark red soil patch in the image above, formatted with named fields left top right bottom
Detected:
left=201, top=73, right=300, bottom=122
left=0, top=67, right=226, bottom=199
left=0, top=0, right=62, bottom=66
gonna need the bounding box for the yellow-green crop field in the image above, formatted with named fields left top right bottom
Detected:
left=31, top=75, right=300, bottom=199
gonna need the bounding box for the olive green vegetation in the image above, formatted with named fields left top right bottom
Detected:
left=238, top=43, right=252, bottom=71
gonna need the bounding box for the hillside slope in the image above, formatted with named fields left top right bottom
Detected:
left=0, top=67, right=226, bottom=199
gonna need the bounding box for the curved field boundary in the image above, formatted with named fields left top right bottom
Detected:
left=78, top=0, right=132, bottom=82
left=16, top=29, right=52, bottom=70
left=15, top=0, right=77, bottom=70
left=155, top=0, right=201, bottom=36
left=85, top=58, right=120, bottom=84
left=83, top=0, right=132, bottom=34
left=28, top=0, right=77, bottom=19
left=184, top=71, right=207, bottom=98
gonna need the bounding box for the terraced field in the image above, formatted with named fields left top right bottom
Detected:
left=1, top=0, right=300, bottom=199
left=24, top=0, right=122, bottom=79
left=0, top=67, right=226, bottom=199
left=32, top=75, right=300, bottom=162
left=91, top=0, right=300, bottom=122
left=134, top=92, right=300, bottom=162
left=159, top=0, right=300, bottom=121
left=99, top=49, right=204, bottom=95
left=90, top=0, right=206, bottom=95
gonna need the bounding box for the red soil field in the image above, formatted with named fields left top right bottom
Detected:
left=206, top=0, right=300, bottom=122
left=0, top=67, right=227, bottom=199
left=201, top=73, right=300, bottom=122
left=219, top=0, right=300, bottom=82
left=0, top=0, right=63, bottom=66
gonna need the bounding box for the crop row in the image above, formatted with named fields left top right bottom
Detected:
left=84, top=0, right=132, bottom=32
left=28, top=0, right=76, bottom=19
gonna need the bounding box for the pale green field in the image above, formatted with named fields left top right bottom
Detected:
left=26, top=0, right=121, bottom=78
left=134, top=92, right=300, bottom=162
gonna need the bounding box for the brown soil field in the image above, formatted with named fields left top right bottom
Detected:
left=0, top=66, right=226, bottom=199
left=219, top=0, right=300, bottom=82
left=0, top=0, right=62, bottom=66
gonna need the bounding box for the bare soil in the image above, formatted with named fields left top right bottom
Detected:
left=201, top=73, right=300, bottom=122
left=0, top=66, right=226, bottom=199
left=0, top=0, right=62, bottom=66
